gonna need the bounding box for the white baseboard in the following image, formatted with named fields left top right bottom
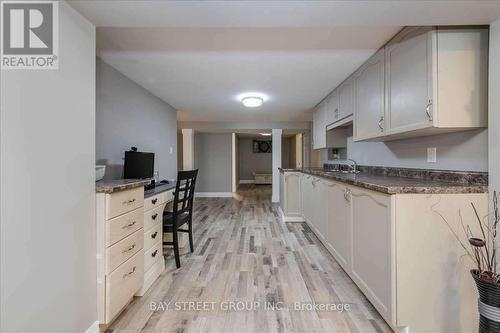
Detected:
left=84, top=321, right=99, bottom=333
left=278, top=206, right=305, bottom=222
left=195, top=192, right=233, bottom=198
left=239, top=180, right=254, bottom=184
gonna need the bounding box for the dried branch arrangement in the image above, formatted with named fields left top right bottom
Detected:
left=434, top=191, right=499, bottom=284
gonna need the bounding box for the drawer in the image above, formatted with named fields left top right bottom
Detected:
left=144, top=189, right=174, bottom=211
left=144, top=223, right=162, bottom=251
left=106, top=207, right=144, bottom=247
left=105, top=250, right=143, bottom=323
left=144, top=241, right=162, bottom=272
left=106, top=187, right=144, bottom=220
left=136, top=257, right=165, bottom=297
left=106, top=229, right=143, bottom=274
left=144, top=204, right=166, bottom=231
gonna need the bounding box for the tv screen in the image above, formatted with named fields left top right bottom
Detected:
left=123, top=151, right=154, bottom=179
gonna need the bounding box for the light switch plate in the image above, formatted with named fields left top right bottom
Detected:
left=169, top=147, right=173, bottom=154
left=427, top=147, right=437, bottom=163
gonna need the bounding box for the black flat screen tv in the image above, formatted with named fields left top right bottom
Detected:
left=123, top=151, right=154, bottom=179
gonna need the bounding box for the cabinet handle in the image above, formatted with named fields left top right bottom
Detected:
left=122, top=221, right=136, bottom=229
left=122, top=243, right=136, bottom=254
left=425, top=99, right=433, bottom=121
left=122, top=266, right=136, bottom=279
left=378, top=115, right=384, bottom=131
left=122, top=198, right=136, bottom=205
left=151, top=249, right=159, bottom=257
left=151, top=231, right=158, bottom=239
left=152, top=198, right=158, bottom=204
left=152, top=213, right=158, bottom=220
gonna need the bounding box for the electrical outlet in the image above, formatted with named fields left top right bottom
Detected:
left=427, top=147, right=437, bottom=163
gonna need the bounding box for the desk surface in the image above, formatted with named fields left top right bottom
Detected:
left=144, top=182, right=176, bottom=198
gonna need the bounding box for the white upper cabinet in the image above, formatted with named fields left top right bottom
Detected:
left=325, top=89, right=339, bottom=126
left=337, top=76, right=354, bottom=120
left=385, top=27, right=432, bottom=133
left=313, top=26, right=488, bottom=144
left=353, top=49, right=386, bottom=141
left=383, top=26, right=488, bottom=140
left=312, top=100, right=327, bottom=149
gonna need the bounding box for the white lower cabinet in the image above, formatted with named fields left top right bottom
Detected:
left=349, top=187, right=394, bottom=324
left=325, top=182, right=350, bottom=270
left=300, top=174, right=313, bottom=224
left=311, top=177, right=328, bottom=241
left=293, top=174, right=487, bottom=332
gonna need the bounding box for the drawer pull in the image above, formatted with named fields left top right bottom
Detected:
left=122, top=198, right=136, bottom=205
left=152, top=213, right=158, bottom=220
left=122, top=266, right=136, bottom=279
left=151, top=250, right=159, bottom=257
left=122, top=221, right=137, bottom=229
left=152, top=198, right=158, bottom=204
left=122, top=243, right=136, bottom=254
left=151, top=231, right=158, bottom=239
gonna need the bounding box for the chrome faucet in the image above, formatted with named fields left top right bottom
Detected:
left=346, top=159, right=358, bottom=173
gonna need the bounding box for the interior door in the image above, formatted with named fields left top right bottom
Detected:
left=326, top=182, right=350, bottom=270
left=338, top=76, right=354, bottom=120
left=353, top=49, right=386, bottom=141
left=386, top=27, right=433, bottom=134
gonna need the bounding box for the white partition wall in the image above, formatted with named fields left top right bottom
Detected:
left=489, top=20, right=500, bottom=267
left=0, top=3, right=97, bottom=332
left=272, top=129, right=283, bottom=202
left=182, top=129, right=195, bottom=170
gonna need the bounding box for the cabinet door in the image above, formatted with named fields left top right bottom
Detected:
left=350, top=187, right=394, bottom=324
left=326, top=183, right=350, bottom=269
left=353, top=49, right=386, bottom=141
left=385, top=27, right=433, bottom=134
left=325, top=90, right=339, bottom=126
left=338, top=76, right=354, bottom=120
left=313, top=103, right=327, bottom=149
left=300, top=174, right=313, bottom=223
left=312, top=178, right=328, bottom=241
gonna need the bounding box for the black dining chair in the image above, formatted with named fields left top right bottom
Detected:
left=163, top=169, right=198, bottom=269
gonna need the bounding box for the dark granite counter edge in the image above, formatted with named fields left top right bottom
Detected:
left=96, top=179, right=152, bottom=194
left=279, top=168, right=488, bottom=195
left=144, top=182, right=176, bottom=198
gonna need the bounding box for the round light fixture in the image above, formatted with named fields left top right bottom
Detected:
left=241, top=96, right=263, bottom=108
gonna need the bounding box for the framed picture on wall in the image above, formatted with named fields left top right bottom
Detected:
left=253, top=140, right=272, bottom=153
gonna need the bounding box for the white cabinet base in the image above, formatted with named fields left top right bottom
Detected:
left=135, top=257, right=165, bottom=296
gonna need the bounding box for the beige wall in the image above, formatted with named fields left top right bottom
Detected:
left=0, top=3, right=97, bottom=332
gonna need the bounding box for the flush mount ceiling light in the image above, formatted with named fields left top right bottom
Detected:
left=241, top=96, right=263, bottom=108
left=260, top=133, right=272, bottom=136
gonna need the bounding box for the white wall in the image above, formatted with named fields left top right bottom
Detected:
left=320, top=128, right=488, bottom=172
left=0, top=3, right=96, bottom=332
left=96, top=58, right=177, bottom=180
left=239, top=138, right=272, bottom=180
left=490, top=20, right=500, bottom=192
left=194, top=133, right=232, bottom=193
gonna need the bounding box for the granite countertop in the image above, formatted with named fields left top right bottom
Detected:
left=280, top=168, right=488, bottom=195
left=96, top=179, right=152, bottom=194
left=144, top=182, right=176, bottom=198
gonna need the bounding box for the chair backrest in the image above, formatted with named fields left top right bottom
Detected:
left=173, top=169, right=198, bottom=217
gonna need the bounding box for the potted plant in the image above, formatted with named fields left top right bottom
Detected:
left=439, top=192, right=500, bottom=332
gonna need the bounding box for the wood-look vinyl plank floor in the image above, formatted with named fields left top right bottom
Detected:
left=107, top=185, right=392, bottom=333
